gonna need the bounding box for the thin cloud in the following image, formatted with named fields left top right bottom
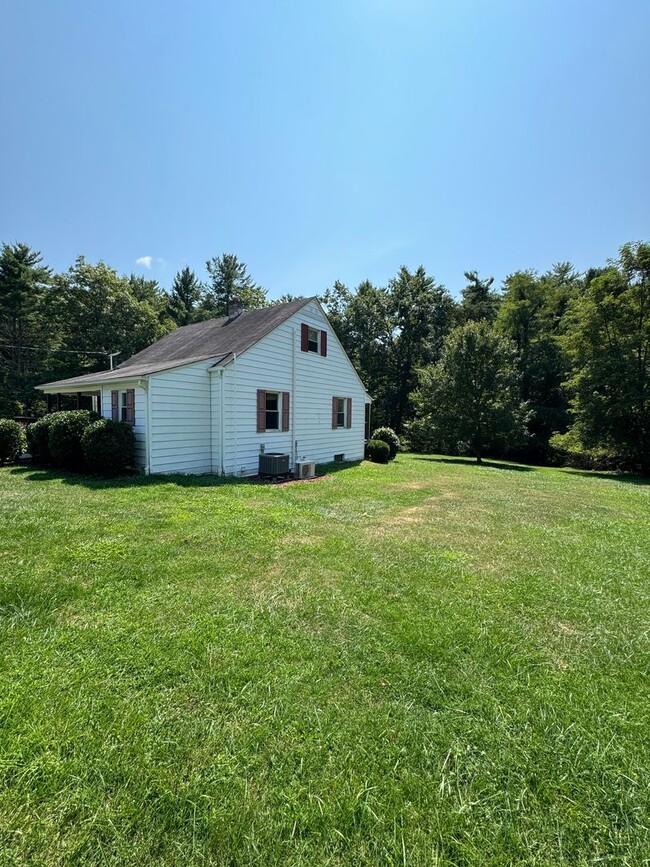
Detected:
left=135, top=255, right=166, bottom=270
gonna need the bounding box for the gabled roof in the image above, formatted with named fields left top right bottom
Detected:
left=38, top=297, right=314, bottom=389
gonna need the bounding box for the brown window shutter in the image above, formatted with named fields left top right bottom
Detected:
left=320, top=330, right=327, bottom=357
left=257, top=389, right=266, bottom=432
left=301, top=323, right=309, bottom=352
left=282, top=392, right=290, bottom=431
left=332, top=396, right=338, bottom=429
left=125, top=389, right=135, bottom=425
left=111, top=390, right=119, bottom=421
left=346, top=397, right=352, bottom=428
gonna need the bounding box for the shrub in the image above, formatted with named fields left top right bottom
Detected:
left=82, top=419, right=136, bottom=476
left=366, top=438, right=390, bottom=464
left=548, top=430, right=621, bottom=472
left=371, top=427, right=400, bottom=459
left=401, top=418, right=441, bottom=454
left=27, top=414, right=56, bottom=464
left=48, top=410, right=100, bottom=471
left=0, top=419, right=25, bottom=462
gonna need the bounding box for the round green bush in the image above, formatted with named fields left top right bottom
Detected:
left=27, top=414, right=56, bottom=464
left=0, top=419, right=25, bottom=462
left=48, top=410, right=100, bottom=470
left=82, top=419, right=136, bottom=476
left=366, top=438, right=390, bottom=464
left=371, top=426, right=400, bottom=459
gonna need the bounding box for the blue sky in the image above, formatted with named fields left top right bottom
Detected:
left=2, top=0, right=649, bottom=299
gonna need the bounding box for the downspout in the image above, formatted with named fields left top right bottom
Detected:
left=138, top=378, right=151, bottom=475
left=233, top=353, right=238, bottom=475
left=208, top=366, right=213, bottom=474
left=208, top=367, right=227, bottom=475
left=292, top=325, right=297, bottom=467
left=220, top=369, right=225, bottom=475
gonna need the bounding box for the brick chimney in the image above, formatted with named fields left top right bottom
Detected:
left=227, top=296, right=243, bottom=322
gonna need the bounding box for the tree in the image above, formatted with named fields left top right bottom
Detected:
left=0, top=243, right=54, bottom=415
left=388, top=266, right=456, bottom=431
left=168, top=267, right=204, bottom=325
left=496, top=268, right=575, bottom=459
left=273, top=293, right=305, bottom=305
left=414, top=321, right=527, bottom=463
left=322, top=268, right=456, bottom=432
left=459, top=270, right=501, bottom=324
left=199, top=253, right=267, bottom=318
left=52, top=258, right=174, bottom=381
left=563, top=242, right=650, bottom=472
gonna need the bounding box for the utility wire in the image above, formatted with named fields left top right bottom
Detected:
left=0, top=345, right=114, bottom=356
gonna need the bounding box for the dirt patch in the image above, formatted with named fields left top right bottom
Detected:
left=273, top=475, right=332, bottom=486
left=555, top=619, right=580, bottom=636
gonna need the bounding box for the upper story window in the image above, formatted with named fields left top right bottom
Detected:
left=301, top=323, right=327, bottom=357
left=307, top=327, right=320, bottom=353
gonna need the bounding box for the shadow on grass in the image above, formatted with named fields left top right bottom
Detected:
left=559, top=468, right=650, bottom=486
left=411, top=455, right=536, bottom=472
left=8, top=461, right=362, bottom=491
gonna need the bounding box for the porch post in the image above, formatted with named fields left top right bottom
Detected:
left=76, top=392, right=82, bottom=409
left=56, top=393, right=62, bottom=411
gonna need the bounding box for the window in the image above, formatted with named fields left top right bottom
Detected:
left=301, top=323, right=327, bottom=356
left=111, top=388, right=135, bottom=425
left=336, top=398, right=345, bottom=428
left=265, top=392, right=279, bottom=430
left=257, top=390, right=290, bottom=433
left=308, top=327, right=319, bottom=353
left=332, top=396, right=352, bottom=429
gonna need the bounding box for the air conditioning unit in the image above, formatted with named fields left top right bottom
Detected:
left=259, top=452, right=291, bottom=478
left=295, top=460, right=316, bottom=479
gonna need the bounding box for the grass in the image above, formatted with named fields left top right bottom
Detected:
left=0, top=456, right=648, bottom=866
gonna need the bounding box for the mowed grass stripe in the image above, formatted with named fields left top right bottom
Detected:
left=0, top=457, right=648, bottom=865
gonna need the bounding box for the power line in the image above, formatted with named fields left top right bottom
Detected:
left=0, top=344, right=114, bottom=356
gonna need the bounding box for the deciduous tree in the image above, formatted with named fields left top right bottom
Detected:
left=563, top=242, right=650, bottom=471
left=414, top=322, right=527, bottom=463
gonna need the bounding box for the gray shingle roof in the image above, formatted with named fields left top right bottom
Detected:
left=38, top=297, right=314, bottom=390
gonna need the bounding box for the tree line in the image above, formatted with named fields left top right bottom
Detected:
left=1, top=240, right=648, bottom=473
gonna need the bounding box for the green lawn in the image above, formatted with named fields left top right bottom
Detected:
left=1, top=457, right=649, bottom=866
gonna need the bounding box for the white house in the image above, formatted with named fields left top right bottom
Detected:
left=37, top=297, right=371, bottom=476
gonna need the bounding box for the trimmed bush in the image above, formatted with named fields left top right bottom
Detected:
left=82, top=419, right=136, bottom=476
left=48, top=410, right=100, bottom=471
left=371, top=426, right=400, bottom=459
left=366, top=438, right=390, bottom=464
left=0, top=419, right=25, bottom=462
left=27, top=414, right=56, bottom=464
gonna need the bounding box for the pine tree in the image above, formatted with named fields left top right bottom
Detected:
left=0, top=243, right=53, bottom=414
left=199, top=254, right=267, bottom=318
left=168, top=267, right=203, bottom=325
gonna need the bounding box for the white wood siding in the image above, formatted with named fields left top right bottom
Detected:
left=99, top=382, right=147, bottom=469
left=148, top=361, right=212, bottom=474
left=215, top=300, right=369, bottom=476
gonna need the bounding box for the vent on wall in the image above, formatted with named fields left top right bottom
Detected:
left=334, top=453, right=345, bottom=462
left=296, top=461, right=316, bottom=479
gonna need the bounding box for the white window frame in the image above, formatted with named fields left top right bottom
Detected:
left=264, top=391, right=280, bottom=431
left=307, top=327, right=320, bottom=353
left=120, top=390, right=129, bottom=423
